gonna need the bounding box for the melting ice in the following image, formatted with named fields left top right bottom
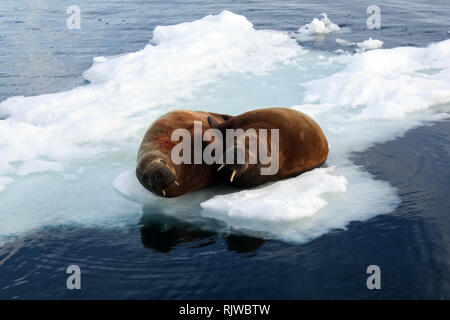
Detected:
left=1, top=11, right=450, bottom=244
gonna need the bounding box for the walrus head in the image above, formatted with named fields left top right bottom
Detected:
left=137, top=110, right=234, bottom=197
left=217, top=143, right=258, bottom=185
left=136, top=153, right=178, bottom=197
left=207, top=116, right=260, bottom=187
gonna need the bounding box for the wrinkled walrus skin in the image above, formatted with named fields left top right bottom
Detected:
left=136, top=110, right=231, bottom=197
left=208, top=107, right=329, bottom=188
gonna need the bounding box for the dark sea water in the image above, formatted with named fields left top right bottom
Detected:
left=1, top=0, right=450, bottom=299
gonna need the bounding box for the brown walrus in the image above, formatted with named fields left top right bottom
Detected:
left=207, top=107, right=329, bottom=188
left=136, top=110, right=231, bottom=197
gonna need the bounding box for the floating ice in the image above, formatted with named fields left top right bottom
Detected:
left=336, top=38, right=383, bottom=52
left=201, top=167, right=347, bottom=222
left=336, top=38, right=356, bottom=47
left=357, top=38, right=384, bottom=51
left=0, top=11, right=302, bottom=243
left=298, top=13, right=340, bottom=35
left=304, top=39, right=450, bottom=119
left=201, top=165, right=399, bottom=243
left=198, top=39, right=450, bottom=242
left=113, top=169, right=234, bottom=229
left=113, top=170, right=157, bottom=204
left=1, top=11, right=450, bottom=245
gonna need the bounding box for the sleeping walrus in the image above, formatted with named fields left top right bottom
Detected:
left=136, top=110, right=231, bottom=197
left=207, top=107, right=328, bottom=188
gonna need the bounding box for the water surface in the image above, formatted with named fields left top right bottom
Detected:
left=0, top=0, right=450, bottom=299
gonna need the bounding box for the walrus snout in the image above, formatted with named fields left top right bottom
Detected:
left=136, top=165, right=176, bottom=197
left=222, top=163, right=246, bottom=183
left=218, top=145, right=255, bottom=183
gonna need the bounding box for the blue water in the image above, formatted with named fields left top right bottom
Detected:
left=1, top=0, right=450, bottom=299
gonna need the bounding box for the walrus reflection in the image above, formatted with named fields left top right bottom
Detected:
left=140, top=214, right=216, bottom=253
left=225, top=234, right=266, bottom=254
left=139, top=214, right=266, bottom=253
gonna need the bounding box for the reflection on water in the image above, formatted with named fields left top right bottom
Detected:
left=139, top=210, right=267, bottom=254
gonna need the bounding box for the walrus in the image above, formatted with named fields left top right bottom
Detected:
left=207, top=107, right=328, bottom=188
left=136, top=110, right=231, bottom=197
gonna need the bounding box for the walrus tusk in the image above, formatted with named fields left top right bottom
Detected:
left=162, top=189, right=166, bottom=197
left=174, top=181, right=179, bottom=186
left=217, top=164, right=225, bottom=171
left=230, top=170, right=237, bottom=182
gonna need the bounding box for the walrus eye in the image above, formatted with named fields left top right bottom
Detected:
left=159, top=159, right=167, bottom=164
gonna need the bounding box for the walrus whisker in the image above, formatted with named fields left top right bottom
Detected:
left=217, top=164, right=225, bottom=171
left=162, top=189, right=166, bottom=197
left=230, top=170, right=237, bottom=182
